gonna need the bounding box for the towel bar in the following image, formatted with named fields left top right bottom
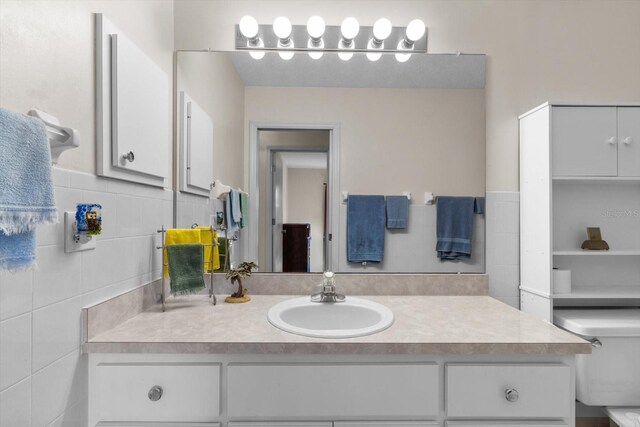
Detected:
left=156, top=226, right=218, bottom=311
left=28, top=109, right=79, bottom=164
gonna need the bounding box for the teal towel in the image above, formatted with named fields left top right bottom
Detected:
left=0, top=108, right=57, bottom=271
left=166, top=244, right=205, bottom=295
left=239, top=192, right=248, bottom=228
left=347, top=195, right=385, bottom=263
left=436, top=196, right=474, bottom=260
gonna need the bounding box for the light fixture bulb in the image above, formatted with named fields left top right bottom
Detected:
left=273, top=16, right=292, bottom=40
left=405, top=19, right=425, bottom=42
left=239, top=15, right=259, bottom=39
left=338, top=38, right=354, bottom=61
left=340, top=17, right=360, bottom=40
left=338, top=51, right=354, bottom=61
left=307, top=38, right=324, bottom=60
left=373, top=18, right=392, bottom=41
left=367, top=38, right=383, bottom=61
left=278, top=49, right=294, bottom=60
left=306, top=15, right=325, bottom=39
left=249, top=38, right=265, bottom=59
left=395, top=39, right=413, bottom=62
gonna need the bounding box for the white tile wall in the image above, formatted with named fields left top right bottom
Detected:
left=486, top=191, right=521, bottom=308
left=0, top=167, right=172, bottom=426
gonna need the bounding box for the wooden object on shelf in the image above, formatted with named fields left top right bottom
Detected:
left=581, top=227, right=610, bottom=250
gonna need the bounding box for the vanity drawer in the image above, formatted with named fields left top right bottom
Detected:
left=95, top=362, right=221, bottom=422
left=228, top=363, right=439, bottom=418
left=446, top=423, right=567, bottom=427
left=446, top=364, right=571, bottom=418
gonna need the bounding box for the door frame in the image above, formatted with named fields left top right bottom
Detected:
left=247, top=122, right=340, bottom=272
left=266, top=146, right=330, bottom=272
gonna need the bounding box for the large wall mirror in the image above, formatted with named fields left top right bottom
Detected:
left=174, top=50, right=486, bottom=274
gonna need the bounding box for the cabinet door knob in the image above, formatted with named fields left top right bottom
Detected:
left=148, top=385, right=163, bottom=401
left=622, top=137, right=632, bottom=145
left=589, top=338, right=602, bottom=348
left=505, top=388, right=519, bottom=402
left=607, top=137, right=618, bottom=146
left=122, top=151, right=135, bottom=162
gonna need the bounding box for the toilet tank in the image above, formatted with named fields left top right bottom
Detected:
left=554, top=309, right=640, bottom=406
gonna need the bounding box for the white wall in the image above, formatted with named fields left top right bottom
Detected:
left=247, top=87, right=486, bottom=198
left=0, top=1, right=174, bottom=426
left=174, top=0, right=640, bottom=191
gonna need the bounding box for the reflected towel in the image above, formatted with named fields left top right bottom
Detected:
left=347, top=195, right=385, bottom=263
left=239, top=192, right=248, bottom=228
left=474, top=197, right=485, bottom=215
left=163, top=228, right=201, bottom=277
left=216, top=237, right=228, bottom=272
left=195, top=226, right=220, bottom=272
left=166, top=243, right=205, bottom=295
left=385, top=195, right=409, bottom=229
left=436, top=196, right=475, bottom=260
left=231, top=189, right=242, bottom=223
left=225, top=194, right=240, bottom=234
left=0, top=108, right=58, bottom=271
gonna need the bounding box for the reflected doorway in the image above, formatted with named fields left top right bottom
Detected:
left=260, top=130, right=330, bottom=273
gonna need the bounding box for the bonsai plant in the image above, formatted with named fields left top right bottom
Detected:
left=225, top=261, right=258, bottom=303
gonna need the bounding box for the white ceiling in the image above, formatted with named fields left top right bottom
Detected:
left=229, top=52, right=485, bottom=89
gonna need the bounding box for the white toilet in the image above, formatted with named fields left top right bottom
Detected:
left=554, top=308, right=640, bottom=427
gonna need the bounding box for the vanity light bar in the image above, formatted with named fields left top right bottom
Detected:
left=235, top=18, right=428, bottom=59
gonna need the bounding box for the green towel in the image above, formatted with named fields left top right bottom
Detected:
left=166, top=244, right=205, bottom=294
left=216, top=237, right=228, bottom=272
left=240, top=192, right=248, bottom=228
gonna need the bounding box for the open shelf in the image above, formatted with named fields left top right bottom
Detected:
left=553, top=250, right=640, bottom=256
left=553, top=286, right=640, bottom=300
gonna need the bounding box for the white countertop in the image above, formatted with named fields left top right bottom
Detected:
left=84, top=295, right=590, bottom=354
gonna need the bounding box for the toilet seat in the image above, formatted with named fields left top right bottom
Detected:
left=605, top=407, right=640, bottom=427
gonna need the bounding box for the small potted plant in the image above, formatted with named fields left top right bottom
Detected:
left=225, top=262, right=258, bottom=303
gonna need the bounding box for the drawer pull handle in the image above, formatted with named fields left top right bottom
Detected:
left=505, top=388, right=519, bottom=402
left=623, top=137, right=632, bottom=145
left=148, top=385, right=163, bottom=402
left=607, top=137, right=618, bottom=146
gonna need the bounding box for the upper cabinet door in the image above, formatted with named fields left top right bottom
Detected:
left=618, top=107, right=640, bottom=177
left=552, top=106, right=618, bottom=176
left=111, top=33, right=169, bottom=180
left=179, top=92, right=214, bottom=196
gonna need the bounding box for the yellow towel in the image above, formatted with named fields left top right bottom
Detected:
left=163, top=229, right=201, bottom=277
left=195, top=226, right=220, bottom=272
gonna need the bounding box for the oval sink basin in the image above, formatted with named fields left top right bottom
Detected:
left=267, top=297, right=394, bottom=338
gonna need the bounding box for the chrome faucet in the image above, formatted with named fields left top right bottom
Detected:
left=311, top=272, right=346, bottom=303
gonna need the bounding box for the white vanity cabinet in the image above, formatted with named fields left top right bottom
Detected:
left=552, top=106, right=640, bottom=177
left=520, top=102, right=640, bottom=322
left=88, top=354, right=577, bottom=427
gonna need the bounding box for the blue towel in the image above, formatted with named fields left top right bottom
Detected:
left=225, top=193, right=240, bottom=235
left=474, top=197, right=485, bottom=215
left=386, top=195, right=409, bottom=229
left=0, top=108, right=57, bottom=271
left=0, top=230, right=36, bottom=271
left=436, top=196, right=474, bottom=261
left=230, top=189, right=242, bottom=223
left=347, top=195, right=385, bottom=263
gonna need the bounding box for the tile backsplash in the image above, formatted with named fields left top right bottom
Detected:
left=0, top=166, right=170, bottom=427
left=486, top=191, right=520, bottom=308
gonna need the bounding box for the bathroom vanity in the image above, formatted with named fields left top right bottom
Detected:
left=84, top=285, right=589, bottom=427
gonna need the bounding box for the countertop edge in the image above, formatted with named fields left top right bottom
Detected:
left=83, top=341, right=592, bottom=355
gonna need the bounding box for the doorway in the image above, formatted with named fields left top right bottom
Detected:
left=247, top=123, right=340, bottom=273
left=268, top=148, right=329, bottom=272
